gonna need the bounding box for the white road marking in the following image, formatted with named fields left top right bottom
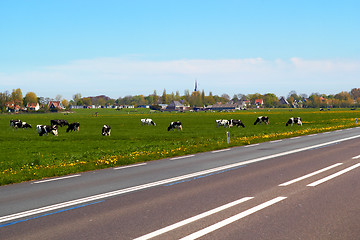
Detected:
left=322, top=132, right=330, bottom=134
left=244, top=143, right=260, bottom=148
left=308, top=134, right=318, bottom=137
left=32, top=175, right=81, bottom=184
left=290, top=136, right=301, bottom=140
left=278, top=163, right=343, bottom=186
left=134, top=197, right=253, bottom=240
left=352, top=155, right=360, bottom=159
left=307, top=163, right=360, bottom=187
left=270, top=140, right=282, bottom=143
left=179, top=197, right=287, bottom=240
left=114, top=163, right=147, bottom=170
left=2, top=134, right=360, bottom=224
left=211, top=149, right=231, bottom=153
left=170, top=155, right=195, bottom=160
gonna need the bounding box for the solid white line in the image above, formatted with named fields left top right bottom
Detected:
left=244, top=143, right=260, bottom=148
left=211, top=149, right=231, bottom=153
left=278, top=163, right=343, bottom=186
left=179, top=197, right=287, bottom=240
left=32, top=174, right=81, bottom=184
left=170, top=155, right=195, bottom=160
left=134, top=197, right=253, bottom=240
left=352, top=155, right=360, bottom=159
left=114, top=163, right=147, bottom=170
left=307, top=163, right=360, bottom=187
left=2, top=134, right=360, bottom=224
left=270, top=140, right=282, bottom=143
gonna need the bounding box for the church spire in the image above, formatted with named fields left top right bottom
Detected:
left=194, top=80, right=198, bottom=92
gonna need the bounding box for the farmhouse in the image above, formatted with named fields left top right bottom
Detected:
left=48, top=101, right=65, bottom=111
left=166, top=101, right=187, bottom=111
left=26, top=103, right=40, bottom=111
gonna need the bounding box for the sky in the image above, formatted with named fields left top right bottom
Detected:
left=1, top=0, right=359, bottom=100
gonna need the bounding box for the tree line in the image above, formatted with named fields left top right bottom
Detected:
left=1, top=88, right=360, bottom=113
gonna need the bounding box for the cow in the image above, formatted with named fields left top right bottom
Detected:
left=66, top=122, right=80, bottom=132
left=10, top=119, right=21, bottom=128
left=286, top=117, right=302, bottom=126
left=216, top=119, right=230, bottom=128
left=102, top=125, right=111, bottom=136
left=21, top=122, right=32, bottom=129
left=254, top=116, right=269, bottom=125
left=168, top=121, right=182, bottom=131
left=36, top=125, right=58, bottom=136
left=50, top=119, right=69, bottom=127
left=141, top=118, right=156, bottom=126
left=229, top=119, right=245, bottom=128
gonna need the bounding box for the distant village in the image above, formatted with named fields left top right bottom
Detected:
left=1, top=85, right=360, bottom=113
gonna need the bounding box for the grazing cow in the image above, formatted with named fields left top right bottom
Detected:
left=50, top=119, right=69, bottom=127
left=10, top=119, right=21, bottom=128
left=66, top=122, right=80, bottom=132
left=229, top=119, right=245, bottom=128
left=216, top=119, right=230, bottom=128
left=141, top=118, right=156, bottom=126
left=36, top=125, right=58, bottom=136
left=102, top=125, right=111, bottom=136
left=254, top=116, right=269, bottom=125
left=286, top=117, right=302, bottom=126
left=168, top=121, right=182, bottom=131
left=21, top=122, right=32, bottom=129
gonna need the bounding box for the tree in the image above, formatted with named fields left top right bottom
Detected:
left=263, top=93, right=279, bottom=108
left=350, top=88, right=360, bottom=99
left=11, top=88, right=23, bottom=106
left=24, top=92, right=38, bottom=105
left=73, top=93, right=82, bottom=105
left=153, top=90, right=158, bottom=105
left=161, top=89, right=167, bottom=104
left=61, top=99, right=69, bottom=108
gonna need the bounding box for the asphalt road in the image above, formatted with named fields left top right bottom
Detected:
left=1, top=127, right=360, bottom=239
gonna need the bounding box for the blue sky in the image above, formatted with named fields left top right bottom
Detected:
left=1, top=0, right=359, bottom=100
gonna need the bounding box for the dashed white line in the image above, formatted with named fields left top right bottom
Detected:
left=322, top=132, right=330, bottom=134
left=211, top=149, right=231, bottom=153
left=278, top=163, right=343, bottom=186
left=307, top=163, right=360, bottom=187
left=244, top=143, right=260, bottom=148
left=290, top=136, right=301, bottom=140
left=308, top=134, right=318, bottom=137
left=170, top=155, right=195, bottom=160
left=32, top=174, right=81, bottom=184
left=270, top=140, right=282, bottom=143
left=179, top=197, right=287, bottom=240
left=352, top=155, right=360, bottom=159
left=134, top=197, right=253, bottom=240
left=114, top=163, right=147, bottom=170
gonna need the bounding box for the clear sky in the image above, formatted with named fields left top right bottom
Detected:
left=1, top=0, right=359, bottom=100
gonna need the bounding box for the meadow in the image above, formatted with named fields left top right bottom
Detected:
left=1, top=108, right=359, bottom=185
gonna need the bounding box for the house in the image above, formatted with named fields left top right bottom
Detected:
left=279, top=97, right=289, bottom=105
left=254, top=99, right=264, bottom=107
left=48, top=101, right=65, bottom=111
left=26, top=103, right=40, bottom=111
left=5, top=100, right=22, bottom=112
left=166, top=101, right=186, bottom=111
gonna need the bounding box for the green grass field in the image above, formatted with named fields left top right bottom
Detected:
left=1, top=108, right=359, bottom=185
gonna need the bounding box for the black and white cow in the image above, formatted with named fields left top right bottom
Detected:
left=216, top=119, right=230, bottom=128
left=36, top=125, right=58, bottom=136
left=254, top=116, right=269, bottom=125
left=141, top=118, right=156, bottom=126
left=50, top=119, right=69, bottom=127
left=229, top=119, right=245, bottom=128
left=66, top=122, right=80, bottom=132
left=286, top=117, right=302, bottom=126
left=21, top=122, right=32, bottom=129
left=102, top=125, right=111, bottom=136
left=168, top=121, right=182, bottom=131
left=10, top=119, right=21, bottom=128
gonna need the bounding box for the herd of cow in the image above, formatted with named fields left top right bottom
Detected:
left=9, top=116, right=302, bottom=137
left=10, top=119, right=80, bottom=136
